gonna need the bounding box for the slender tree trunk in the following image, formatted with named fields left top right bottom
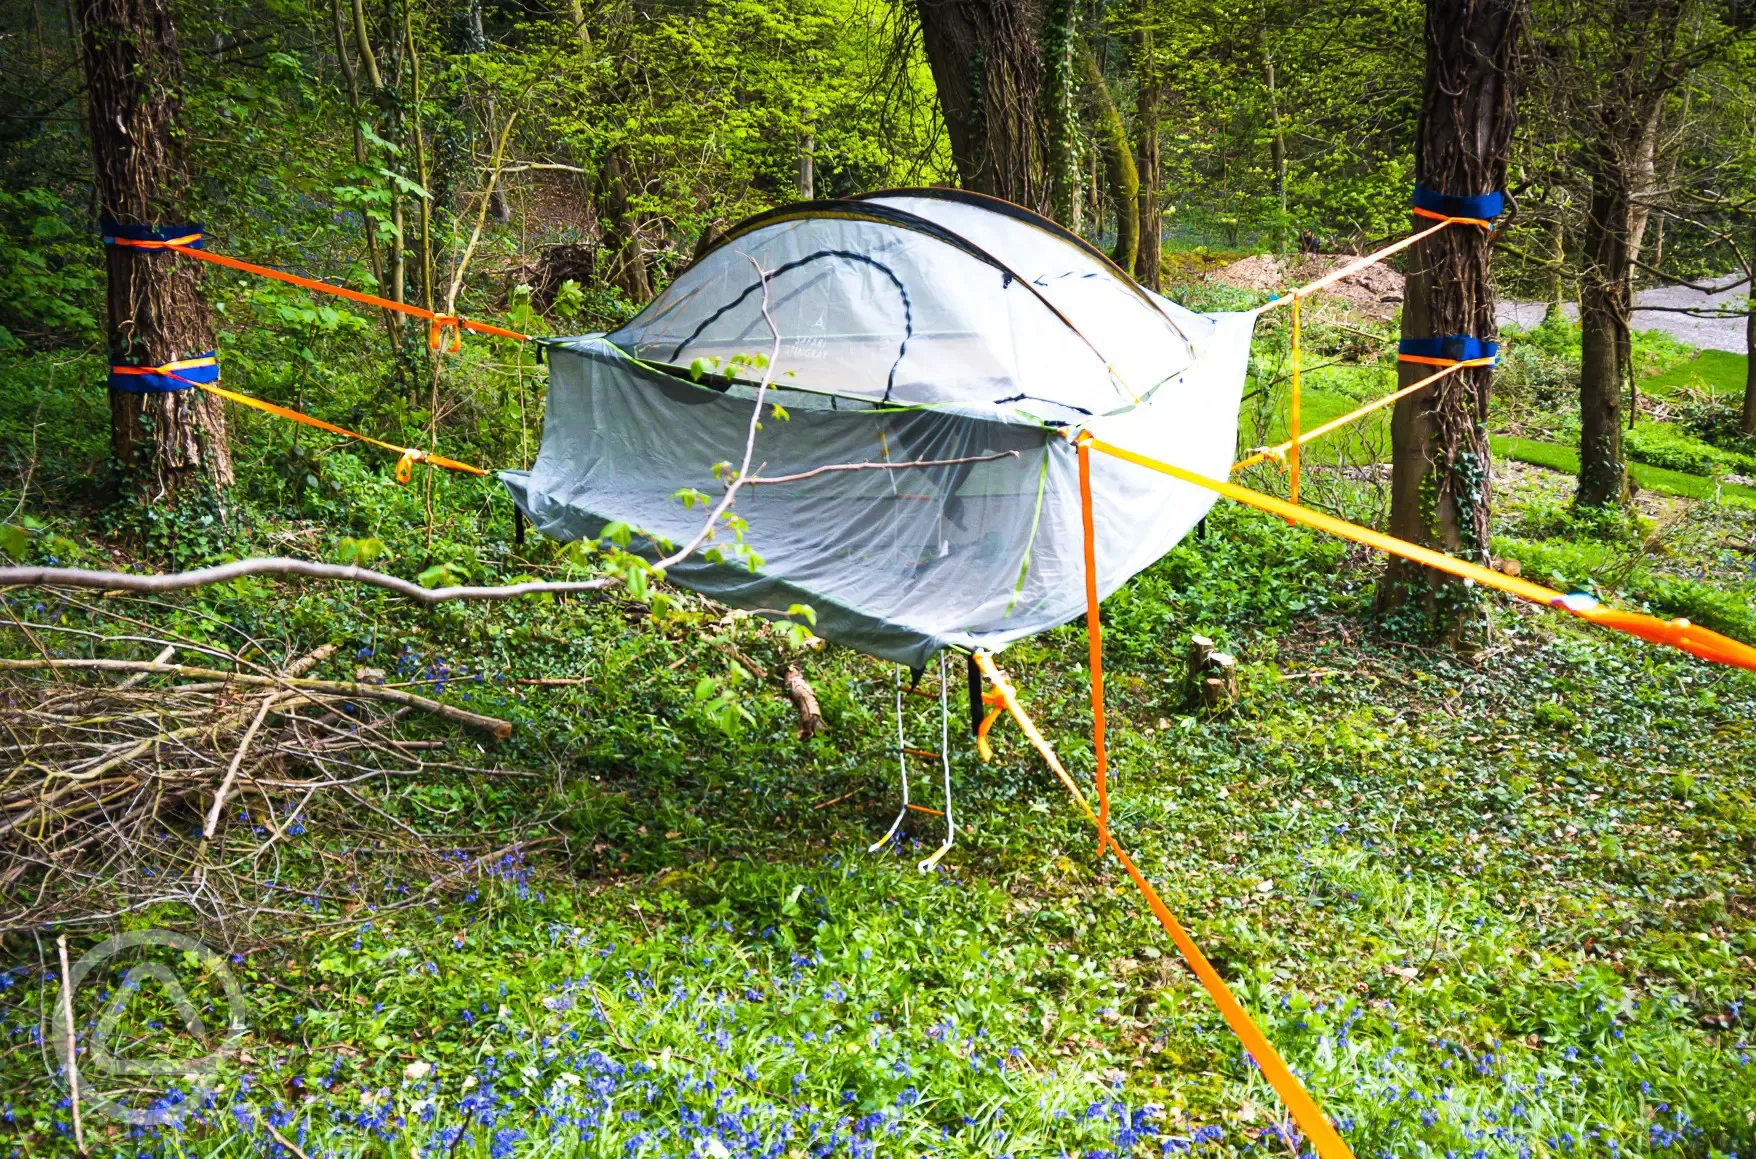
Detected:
left=78, top=0, right=233, bottom=495
left=1077, top=46, right=1138, bottom=274
left=796, top=132, right=815, bottom=200
left=1133, top=24, right=1161, bottom=290
left=914, top=0, right=1049, bottom=214
left=1259, top=27, right=1286, bottom=247
left=1577, top=162, right=1633, bottom=506
left=1746, top=235, right=1756, bottom=437
left=598, top=146, right=651, bottom=304
left=1378, top=0, right=1518, bottom=634
left=1544, top=216, right=1565, bottom=320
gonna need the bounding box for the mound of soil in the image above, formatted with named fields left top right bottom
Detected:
left=1208, top=253, right=1407, bottom=322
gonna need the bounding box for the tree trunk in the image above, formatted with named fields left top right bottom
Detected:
left=1577, top=163, right=1632, bottom=506
left=796, top=132, right=815, bottom=200
left=1133, top=24, right=1161, bottom=290
left=78, top=0, right=233, bottom=494
left=1744, top=268, right=1756, bottom=436
left=1378, top=0, right=1518, bottom=634
left=1544, top=216, right=1565, bottom=321
left=1042, top=0, right=1078, bottom=226
left=597, top=146, right=652, bottom=304
left=1077, top=46, right=1138, bottom=275
left=914, top=0, right=1049, bottom=214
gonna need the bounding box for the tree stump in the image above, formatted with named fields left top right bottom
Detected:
left=1187, top=635, right=1239, bottom=711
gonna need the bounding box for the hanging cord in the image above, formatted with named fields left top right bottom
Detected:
left=916, top=652, right=957, bottom=872
left=867, top=664, right=911, bottom=853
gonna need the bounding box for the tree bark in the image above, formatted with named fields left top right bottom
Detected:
left=77, top=0, right=233, bottom=494
left=914, top=0, right=1049, bottom=214
left=1378, top=0, right=1519, bottom=633
left=1577, top=162, right=1633, bottom=506
left=1077, top=46, right=1138, bottom=275
left=1133, top=23, right=1161, bottom=290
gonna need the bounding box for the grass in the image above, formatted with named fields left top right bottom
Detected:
left=1489, top=435, right=1756, bottom=506
left=1642, top=349, right=1748, bottom=400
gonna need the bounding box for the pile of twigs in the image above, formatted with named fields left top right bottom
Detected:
left=0, top=638, right=524, bottom=934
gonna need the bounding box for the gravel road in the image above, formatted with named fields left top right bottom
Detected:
left=1499, top=273, right=1750, bottom=352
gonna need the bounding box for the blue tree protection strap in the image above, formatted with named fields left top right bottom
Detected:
left=108, top=352, right=219, bottom=394
left=1410, top=186, right=1505, bottom=222
left=99, top=218, right=206, bottom=249
left=1397, top=336, right=1498, bottom=364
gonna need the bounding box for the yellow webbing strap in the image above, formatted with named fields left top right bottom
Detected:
left=1086, top=437, right=1756, bottom=671
left=971, top=652, right=1356, bottom=1159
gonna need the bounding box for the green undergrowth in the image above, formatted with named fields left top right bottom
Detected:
left=2, top=318, right=1755, bottom=1159
left=4, top=481, right=1755, bottom=1158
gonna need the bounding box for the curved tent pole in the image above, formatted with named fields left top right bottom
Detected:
left=851, top=186, right=1193, bottom=350
left=687, top=199, right=1149, bottom=402
left=661, top=249, right=917, bottom=402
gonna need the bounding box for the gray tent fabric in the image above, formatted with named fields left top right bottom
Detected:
left=502, top=190, right=1258, bottom=667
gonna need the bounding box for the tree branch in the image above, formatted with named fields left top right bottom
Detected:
left=0, top=559, right=615, bottom=603
left=742, top=450, right=1020, bottom=486
left=0, top=658, right=514, bottom=737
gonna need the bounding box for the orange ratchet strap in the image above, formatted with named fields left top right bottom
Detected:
left=1075, top=436, right=1111, bottom=855
left=971, top=652, right=1356, bottom=1159
left=105, top=235, right=529, bottom=349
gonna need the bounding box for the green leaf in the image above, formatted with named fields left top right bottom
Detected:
left=0, top=524, right=30, bottom=561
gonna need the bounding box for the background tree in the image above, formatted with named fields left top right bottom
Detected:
left=1378, top=0, right=1520, bottom=632
left=1541, top=0, right=1731, bottom=506
left=914, top=0, right=1050, bottom=212
left=78, top=0, right=233, bottom=495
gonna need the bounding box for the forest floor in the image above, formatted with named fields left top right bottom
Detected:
left=1, top=303, right=1753, bottom=1159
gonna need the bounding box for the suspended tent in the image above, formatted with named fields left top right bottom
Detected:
left=502, top=189, right=1258, bottom=668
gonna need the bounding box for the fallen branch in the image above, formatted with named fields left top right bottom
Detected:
left=0, top=559, right=615, bottom=604
left=0, top=659, right=513, bottom=738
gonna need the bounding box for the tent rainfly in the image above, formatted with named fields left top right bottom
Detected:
left=502, top=189, right=1259, bottom=667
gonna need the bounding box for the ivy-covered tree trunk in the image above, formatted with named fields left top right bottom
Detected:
left=1077, top=46, right=1138, bottom=274
left=78, top=0, right=233, bottom=495
left=1378, top=0, right=1518, bottom=634
left=915, top=0, right=1049, bottom=214
left=1042, top=0, right=1078, bottom=226
left=1133, top=24, right=1162, bottom=290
